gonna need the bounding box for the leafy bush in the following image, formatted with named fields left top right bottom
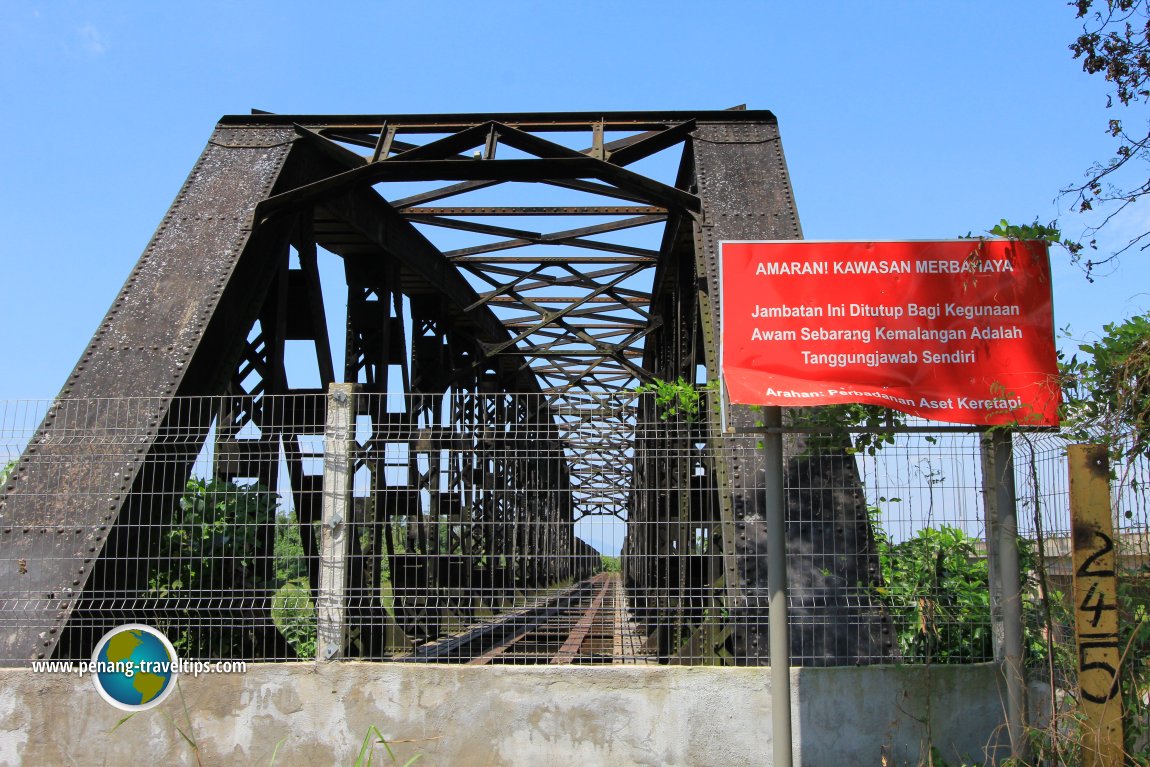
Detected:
left=148, top=478, right=285, bottom=657
left=272, top=577, right=317, bottom=659
left=873, top=525, right=994, bottom=663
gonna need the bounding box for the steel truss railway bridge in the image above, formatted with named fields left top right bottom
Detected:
left=0, top=109, right=894, bottom=667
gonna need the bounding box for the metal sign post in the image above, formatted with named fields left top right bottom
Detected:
left=764, top=406, right=794, bottom=766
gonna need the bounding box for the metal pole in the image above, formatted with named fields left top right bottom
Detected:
left=990, top=430, right=1027, bottom=760
left=765, top=406, right=794, bottom=766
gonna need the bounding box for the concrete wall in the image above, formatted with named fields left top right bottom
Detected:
left=0, top=663, right=1039, bottom=766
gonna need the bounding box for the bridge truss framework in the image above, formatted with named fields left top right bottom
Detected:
left=0, top=109, right=893, bottom=666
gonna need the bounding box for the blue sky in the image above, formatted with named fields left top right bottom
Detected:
left=2, top=0, right=1147, bottom=400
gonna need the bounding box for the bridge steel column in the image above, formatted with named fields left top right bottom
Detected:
left=688, top=117, right=896, bottom=666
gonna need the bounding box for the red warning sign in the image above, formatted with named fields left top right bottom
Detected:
left=720, top=240, right=1060, bottom=426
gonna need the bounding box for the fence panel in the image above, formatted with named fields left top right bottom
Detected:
left=2, top=396, right=1146, bottom=667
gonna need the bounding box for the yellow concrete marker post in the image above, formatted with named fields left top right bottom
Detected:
left=1068, top=444, right=1124, bottom=767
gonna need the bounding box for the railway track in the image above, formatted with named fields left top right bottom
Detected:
left=396, top=572, right=651, bottom=665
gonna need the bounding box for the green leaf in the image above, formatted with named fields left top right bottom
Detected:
left=109, top=712, right=136, bottom=734
left=267, top=736, right=287, bottom=766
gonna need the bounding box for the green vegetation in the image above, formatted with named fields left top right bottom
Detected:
left=873, top=523, right=1080, bottom=672
left=981, top=219, right=1076, bottom=253
left=600, top=556, right=621, bottom=573
left=980, top=10, right=1150, bottom=749
left=274, top=509, right=309, bottom=584
left=868, top=513, right=1150, bottom=762
left=793, top=403, right=907, bottom=456
left=1050, top=269, right=1150, bottom=761
left=148, top=478, right=276, bottom=657
left=636, top=377, right=713, bottom=422
left=354, top=725, right=423, bottom=767
left=1115, top=572, right=1150, bottom=762
left=271, top=509, right=317, bottom=658
left=872, top=525, right=994, bottom=663
left=271, top=577, right=316, bottom=659
left=148, top=478, right=317, bottom=659
left=1060, top=312, right=1150, bottom=460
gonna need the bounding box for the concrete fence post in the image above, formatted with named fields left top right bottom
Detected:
left=981, top=429, right=1027, bottom=761
left=317, top=383, right=356, bottom=661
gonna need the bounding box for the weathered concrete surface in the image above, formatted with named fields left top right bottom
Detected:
left=1, top=663, right=1039, bottom=766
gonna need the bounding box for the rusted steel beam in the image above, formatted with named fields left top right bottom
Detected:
left=306, top=186, right=542, bottom=393
left=267, top=121, right=699, bottom=221
left=391, top=179, right=503, bottom=209
left=8, top=109, right=843, bottom=666
left=451, top=255, right=657, bottom=264
left=383, top=118, right=699, bottom=210
left=408, top=212, right=664, bottom=245
left=384, top=121, right=497, bottom=163
left=605, top=121, right=696, bottom=166
left=370, top=121, right=392, bottom=161
left=469, top=262, right=646, bottom=295
left=475, top=272, right=649, bottom=360
left=479, top=295, right=648, bottom=304
left=219, top=109, right=778, bottom=132
left=445, top=237, right=658, bottom=260
left=404, top=206, right=666, bottom=216
left=495, top=350, right=644, bottom=358
left=257, top=157, right=699, bottom=221
left=501, top=320, right=646, bottom=329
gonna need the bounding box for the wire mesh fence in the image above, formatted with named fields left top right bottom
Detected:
left=1, top=393, right=1147, bottom=667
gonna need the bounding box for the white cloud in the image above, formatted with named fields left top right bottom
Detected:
left=75, top=24, right=107, bottom=55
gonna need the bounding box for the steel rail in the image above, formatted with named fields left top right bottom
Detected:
left=549, top=572, right=613, bottom=664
